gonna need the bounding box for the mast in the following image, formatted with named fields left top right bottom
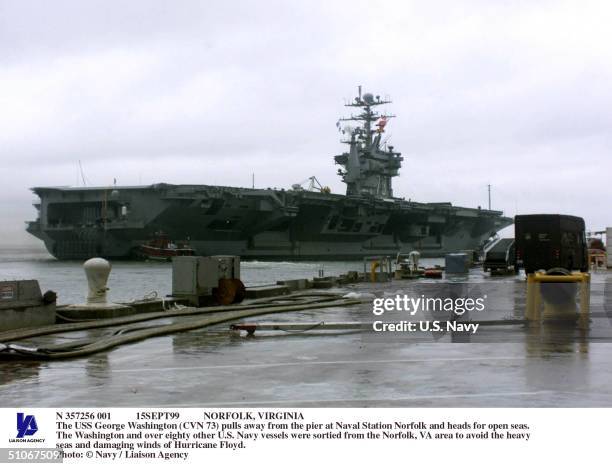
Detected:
left=333, top=87, right=403, bottom=198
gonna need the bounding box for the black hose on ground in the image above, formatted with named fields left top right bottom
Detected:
left=0, top=292, right=348, bottom=343
left=0, top=297, right=361, bottom=360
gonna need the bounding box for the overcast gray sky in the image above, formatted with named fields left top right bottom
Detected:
left=1, top=0, right=611, bottom=246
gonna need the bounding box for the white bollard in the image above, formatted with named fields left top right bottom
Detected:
left=84, top=258, right=111, bottom=304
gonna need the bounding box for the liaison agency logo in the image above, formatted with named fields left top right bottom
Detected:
left=8, top=412, right=45, bottom=444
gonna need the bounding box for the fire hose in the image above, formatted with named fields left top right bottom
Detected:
left=0, top=293, right=361, bottom=360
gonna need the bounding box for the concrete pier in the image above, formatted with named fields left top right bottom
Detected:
left=2, top=268, right=612, bottom=407
left=0, top=280, right=55, bottom=331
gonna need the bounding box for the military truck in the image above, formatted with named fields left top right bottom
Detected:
left=515, top=214, right=588, bottom=273
left=483, top=238, right=516, bottom=274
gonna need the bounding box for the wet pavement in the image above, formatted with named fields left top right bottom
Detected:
left=2, top=269, right=612, bottom=407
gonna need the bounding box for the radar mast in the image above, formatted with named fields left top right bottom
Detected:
left=334, top=87, right=403, bottom=198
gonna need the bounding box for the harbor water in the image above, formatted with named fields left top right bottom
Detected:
left=0, top=246, right=448, bottom=305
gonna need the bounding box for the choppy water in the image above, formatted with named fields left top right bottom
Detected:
left=0, top=245, right=444, bottom=305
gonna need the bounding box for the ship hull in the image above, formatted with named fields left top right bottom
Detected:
left=29, top=235, right=498, bottom=261
left=26, top=184, right=513, bottom=261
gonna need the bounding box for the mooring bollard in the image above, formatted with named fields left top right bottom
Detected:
left=84, top=257, right=111, bottom=304
left=58, top=258, right=132, bottom=320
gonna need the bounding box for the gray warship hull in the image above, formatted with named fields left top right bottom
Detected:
left=26, top=184, right=512, bottom=260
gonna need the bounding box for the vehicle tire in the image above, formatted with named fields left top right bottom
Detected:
left=546, top=267, right=571, bottom=276
left=541, top=267, right=576, bottom=305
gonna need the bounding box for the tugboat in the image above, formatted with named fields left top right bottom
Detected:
left=137, top=233, right=195, bottom=261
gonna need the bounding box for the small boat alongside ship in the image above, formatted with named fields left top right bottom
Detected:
left=137, top=233, right=195, bottom=261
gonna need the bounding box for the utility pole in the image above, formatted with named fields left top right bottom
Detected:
left=487, top=184, right=491, bottom=210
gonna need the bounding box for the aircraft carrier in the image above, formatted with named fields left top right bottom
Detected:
left=26, top=89, right=512, bottom=260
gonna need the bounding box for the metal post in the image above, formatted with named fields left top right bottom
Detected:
left=487, top=184, right=491, bottom=210
left=579, top=273, right=591, bottom=330
left=526, top=274, right=539, bottom=322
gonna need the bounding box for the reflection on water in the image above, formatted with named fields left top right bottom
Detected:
left=0, top=361, right=42, bottom=387
left=525, top=323, right=590, bottom=356
left=172, top=330, right=243, bottom=356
